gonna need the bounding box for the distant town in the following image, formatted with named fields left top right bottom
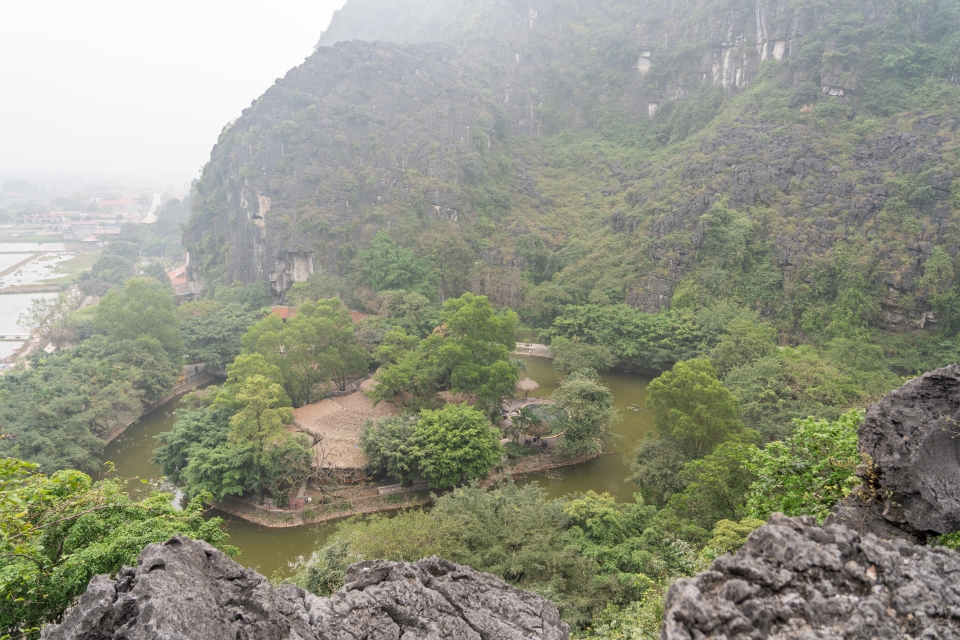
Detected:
left=3, top=183, right=159, bottom=247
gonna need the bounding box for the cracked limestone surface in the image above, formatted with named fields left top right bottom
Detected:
left=660, top=514, right=960, bottom=640
left=41, top=536, right=569, bottom=640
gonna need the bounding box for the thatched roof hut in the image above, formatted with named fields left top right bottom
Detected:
left=516, top=377, right=539, bottom=399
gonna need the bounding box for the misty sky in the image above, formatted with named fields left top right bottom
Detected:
left=0, top=0, right=347, bottom=186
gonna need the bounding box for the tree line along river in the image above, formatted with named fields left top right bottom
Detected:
left=101, top=355, right=653, bottom=579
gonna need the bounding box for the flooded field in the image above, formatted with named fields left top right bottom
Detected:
left=0, top=291, right=56, bottom=358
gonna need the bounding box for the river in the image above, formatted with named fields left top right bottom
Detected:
left=514, top=356, right=653, bottom=502
left=101, top=394, right=337, bottom=579
left=101, top=358, right=653, bottom=578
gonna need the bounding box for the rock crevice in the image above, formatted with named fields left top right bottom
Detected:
left=661, top=514, right=960, bottom=639
left=41, top=536, right=569, bottom=640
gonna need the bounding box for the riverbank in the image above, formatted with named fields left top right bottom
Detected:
left=0, top=253, right=41, bottom=278
left=100, top=372, right=214, bottom=443
left=208, top=449, right=607, bottom=528
left=511, top=342, right=554, bottom=358
left=503, top=450, right=608, bottom=479
left=210, top=489, right=433, bottom=528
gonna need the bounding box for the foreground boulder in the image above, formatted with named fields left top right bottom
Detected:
left=858, top=363, right=960, bottom=534
left=41, top=536, right=568, bottom=640
left=825, top=363, right=960, bottom=539
left=661, top=514, right=960, bottom=639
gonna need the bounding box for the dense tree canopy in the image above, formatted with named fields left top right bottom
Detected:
left=241, top=298, right=368, bottom=406
left=650, top=438, right=760, bottom=547
left=0, top=276, right=188, bottom=475
left=552, top=372, right=618, bottom=457
left=708, top=318, right=777, bottom=377
left=412, top=404, right=503, bottom=489
left=362, top=231, right=439, bottom=301
left=74, top=335, right=178, bottom=404
left=646, top=359, right=743, bottom=459
left=178, top=301, right=263, bottom=369
left=89, top=254, right=135, bottom=285
left=0, top=354, right=141, bottom=475
left=630, top=437, right=689, bottom=505
left=153, top=398, right=312, bottom=506
left=292, top=482, right=667, bottom=628
left=550, top=336, right=618, bottom=375
left=361, top=403, right=502, bottom=489
left=371, top=293, right=519, bottom=409
left=376, top=289, right=439, bottom=337
left=94, top=278, right=183, bottom=361
left=0, top=458, right=234, bottom=637
left=747, top=410, right=862, bottom=522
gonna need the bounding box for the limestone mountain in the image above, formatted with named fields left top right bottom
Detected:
left=184, top=0, right=960, bottom=335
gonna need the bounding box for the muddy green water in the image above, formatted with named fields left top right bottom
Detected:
left=101, top=395, right=337, bottom=579
left=102, top=358, right=652, bottom=578
left=514, top=356, right=653, bottom=502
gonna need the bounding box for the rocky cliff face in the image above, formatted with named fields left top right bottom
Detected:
left=826, top=363, right=960, bottom=540
left=661, top=364, right=960, bottom=638
left=186, top=0, right=960, bottom=328
left=41, top=536, right=568, bottom=639
left=660, top=513, right=960, bottom=639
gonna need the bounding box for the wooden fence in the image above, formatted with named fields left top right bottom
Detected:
left=378, top=481, right=428, bottom=495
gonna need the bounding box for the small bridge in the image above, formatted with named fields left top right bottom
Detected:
left=0, top=334, right=29, bottom=342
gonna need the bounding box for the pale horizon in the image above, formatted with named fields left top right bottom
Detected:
left=0, top=0, right=347, bottom=187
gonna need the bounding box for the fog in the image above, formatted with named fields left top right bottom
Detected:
left=0, top=0, right=347, bottom=185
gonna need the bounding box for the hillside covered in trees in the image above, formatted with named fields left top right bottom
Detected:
left=187, top=0, right=960, bottom=338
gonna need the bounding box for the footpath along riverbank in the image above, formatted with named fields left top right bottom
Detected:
left=100, top=372, right=214, bottom=443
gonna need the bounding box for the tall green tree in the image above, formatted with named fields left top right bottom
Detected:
left=215, top=353, right=289, bottom=408
left=241, top=299, right=368, bottom=406
left=630, top=437, right=689, bottom=505
left=747, top=409, right=862, bottom=522
left=650, top=438, right=759, bottom=546
left=433, top=293, right=519, bottom=407
left=553, top=372, right=618, bottom=457
left=377, top=289, right=439, bottom=337
left=646, top=359, right=742, bottom=459
left=371, top=293, right=518, bottom=409
left=413, top=404, right=503, bottom=489
left=360, top=404, right=502, bottom=489
left=229, top=375, right=294, bottom=487
left=94, top=278, right=182, bottom=361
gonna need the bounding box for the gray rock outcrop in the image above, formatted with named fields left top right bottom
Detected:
left=826, top=364, right=960, bottom=539
left=661, top=513, right=960, bottom=640
left=41, top=536, right=568, bottom=640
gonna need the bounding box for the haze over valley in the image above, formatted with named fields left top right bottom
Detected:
left=5, top=1, right=960, bottom=638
